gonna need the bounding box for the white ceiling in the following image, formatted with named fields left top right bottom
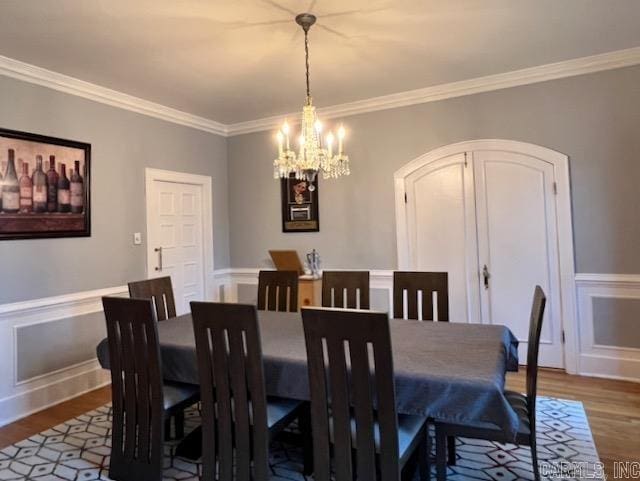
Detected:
left=0, top=0, right=639, bottom=124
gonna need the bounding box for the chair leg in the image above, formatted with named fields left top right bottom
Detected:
left=164, top=417, right=172, bottom=441
left=418, top=426, right=430, bottom=481
left=447, top=435, right=456, bottom=465
left=530, top=437, right=540, bottom=481
left=299, top=405, right=314, bottom=476
left=435, top=426, right=447, bottom=481
left=174, top=410, right=185, bottom=439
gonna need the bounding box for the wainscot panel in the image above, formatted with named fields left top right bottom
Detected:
left=0, top=285, right=126, bottom=426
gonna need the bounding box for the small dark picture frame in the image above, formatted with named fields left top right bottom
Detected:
left=281, top=174, right=319, bottom=232
left=0, top=128, right=91, bottom=240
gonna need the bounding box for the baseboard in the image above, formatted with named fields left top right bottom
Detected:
left=577, top=353, right=640, bottom=383
left=0, top=364, right=111, bottom=427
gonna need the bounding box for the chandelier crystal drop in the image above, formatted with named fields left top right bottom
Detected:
left=274, top=13, right=350, bottom=190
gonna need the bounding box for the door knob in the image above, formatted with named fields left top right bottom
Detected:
left=482, top=265, right=490, bottom=289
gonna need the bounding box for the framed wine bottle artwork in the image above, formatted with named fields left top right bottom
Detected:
left=0, top=128, right=91, bottom=240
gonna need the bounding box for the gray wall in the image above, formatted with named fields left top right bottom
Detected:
left=227, top=65, right=640, bottom=274
left=0, top=75, right=230, bottom=304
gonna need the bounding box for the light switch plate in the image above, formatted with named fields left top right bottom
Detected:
left=133, top=232, right=142, bottom=245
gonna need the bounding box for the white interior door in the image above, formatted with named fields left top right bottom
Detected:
left=405, top=153, right=481, bottom=323
left=402, top=146, right=566, bottom=368
left=474, top=150, right=564, bottom=368
left=147, top=179, right=205, bottom=315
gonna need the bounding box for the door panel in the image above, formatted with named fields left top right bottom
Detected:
left=405, top=153, right=480, bottom=323
left=403, top=148, right=565, bottom=368
left=147, top=180, right=205, bottom=315
left=474, top=151, right=564, bottom=368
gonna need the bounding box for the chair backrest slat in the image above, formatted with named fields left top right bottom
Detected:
left=257, top=270, right=299, bottom=312
left=102, top=296, right=164, bottom=481
left=526, top=286, right=546, bottom=434
left=191, top=302, right=270, bottom=481
left=302, top=307, right=401, bottom=481
left=128, top=276, right=176, bottom=321
left=393, top=271, right=449, bottom=321
left=321, top=271, right=370, bottom=309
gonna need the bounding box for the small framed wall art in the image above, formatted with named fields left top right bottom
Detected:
left=280, top=174, right=319, bottom=232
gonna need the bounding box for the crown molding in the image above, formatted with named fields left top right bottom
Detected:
left=2, top=47, right=640, bottom=139
left=226, top=46, right=640, bottom=136
left=0, top=55, right=228, bottom=136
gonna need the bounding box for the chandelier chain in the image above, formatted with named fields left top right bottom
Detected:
left=304, top=29, right=311, bottom=101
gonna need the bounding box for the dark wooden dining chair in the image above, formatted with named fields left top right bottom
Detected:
left=191, top=301, right=311, bottom=481
left=434, top=286, right=547, bottom=481
left=393, top=271, right=449, bottom=321
left=128, top=276, right=176, bottom=321
left=257, top=270, right=299, bottom=312
left=301, top=307, right=430, bottom=481
left=321, top=270, right=370, bottom=309
left=128, top=276, right=191, bottom=439
left=102, top=297, right=199, bottom=481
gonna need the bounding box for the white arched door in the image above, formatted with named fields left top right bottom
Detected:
left=395, top=140, right=576, bottom=369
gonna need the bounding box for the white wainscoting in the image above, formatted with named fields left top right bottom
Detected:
left=217, top=268, right=395, bottom=306
left=575, top=273, right=640, bottom=382
left=1, top=270, right=636, bottom=427
left=0, top=286, right=127, bottom=426
left=217, top=269, right=640, bottom=382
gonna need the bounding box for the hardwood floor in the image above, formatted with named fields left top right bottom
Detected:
left=0, top=370, right=638, bottom=479
left=506, top=368, right=640, bottom=478
left=0, top=386, right=111, bottom=450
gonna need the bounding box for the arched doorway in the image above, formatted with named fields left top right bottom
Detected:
left=394, top=140, right=577, bottom=371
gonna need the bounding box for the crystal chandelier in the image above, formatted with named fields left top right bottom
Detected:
left=274, top=13, right=349, bottom=190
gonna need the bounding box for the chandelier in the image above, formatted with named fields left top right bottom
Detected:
left=274, top=13, right=349, bottom=190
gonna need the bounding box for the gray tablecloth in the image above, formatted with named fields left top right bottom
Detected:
left=97, top=311, right=520, bottom=438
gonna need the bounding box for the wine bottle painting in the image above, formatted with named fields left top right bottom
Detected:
left=0, top=128, right=90, bottom=240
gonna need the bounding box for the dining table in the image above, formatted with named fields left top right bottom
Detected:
left=96, top=309, right=520, bottom=458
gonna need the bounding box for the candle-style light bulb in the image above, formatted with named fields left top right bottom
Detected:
left=282, top=120, right=290, bottom=150
left=326, top=132, right=334, bottom=158
left=276, top=131, right=284, bottom=156
left=337, top=125, right=345, bottom=155
left=314, top=120, right=322, bottom=133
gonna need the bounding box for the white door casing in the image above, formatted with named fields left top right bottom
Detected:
left=395, top=140, right=577, bottom=372
left=145, top=168, right=215, bottom=314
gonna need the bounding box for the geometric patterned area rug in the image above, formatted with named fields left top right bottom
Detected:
left=0, top=397, right=603, bottom=481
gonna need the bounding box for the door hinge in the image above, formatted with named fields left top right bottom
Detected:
left=553, top=182, right=558, bottom=195
left=404, top=192, right=408, bottom=203
left=561, top=330, right=566, bottom=344
left=464, top=152, right=468, bottom=167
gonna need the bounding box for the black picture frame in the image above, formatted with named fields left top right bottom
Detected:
left=280, top=174, right=319, bottom=233
left=0, top=128, right=91, bottom=240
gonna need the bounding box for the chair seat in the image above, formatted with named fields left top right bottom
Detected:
left=505, top=390, right=531, bottom=435
left=163, top=382, right=200, bottom=411
left=438, top=391, right=531, bottom=437
left=266, top=396, right=304, bottom=430
left=330, top=413, right=427, bottom=459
